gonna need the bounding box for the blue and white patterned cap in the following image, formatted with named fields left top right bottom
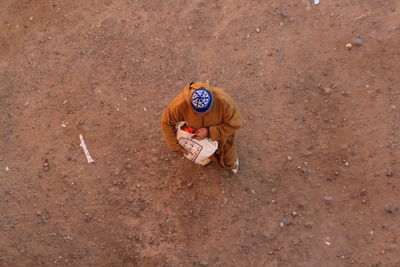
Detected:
left=190, top=88, right=213, bottom=113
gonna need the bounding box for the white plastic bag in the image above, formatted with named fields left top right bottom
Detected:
left=176, top=122, right=218, bottom=165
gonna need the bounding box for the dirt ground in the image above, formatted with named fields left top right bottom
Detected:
left=1, top=0, right=399, bottom=266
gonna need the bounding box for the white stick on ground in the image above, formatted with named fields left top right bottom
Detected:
left=79, top=134, right=94, bottom=163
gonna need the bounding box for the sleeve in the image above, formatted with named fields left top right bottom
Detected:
left=160, top=98, right=185, bottom=152
left=209, top=98, right=243, bottom=141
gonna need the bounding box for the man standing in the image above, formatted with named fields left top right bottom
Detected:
left=161, top=82, right=243, bottom=173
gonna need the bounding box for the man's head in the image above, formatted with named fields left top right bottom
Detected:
left=190, top=88, right=213, bottom=114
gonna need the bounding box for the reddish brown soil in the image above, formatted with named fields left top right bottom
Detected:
left=1, top=0, right=399, bottom=266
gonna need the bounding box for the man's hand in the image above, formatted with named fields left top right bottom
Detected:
left=193, top=127, right=208, bottom=140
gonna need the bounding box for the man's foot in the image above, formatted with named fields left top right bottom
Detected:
left=231, top=158, right=239, bottom=174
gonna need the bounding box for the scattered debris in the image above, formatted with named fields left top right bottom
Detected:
left=79, top=134, right=94, bottom=163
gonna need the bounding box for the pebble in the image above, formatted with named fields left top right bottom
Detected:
left=113, top=168, right=121, bottom=176
left=302, top=151, right=313, bottom=157
left=354, top=38, right=365, bottom=46
left=385, top=205, right=397, bottom=214
left=305, top=221, right=314, bottom=229
left=340, top=144, right=349, bottom=149
left=262, top=231, right=277, bottom=240
left=386, top=171, right=393, bottom=177
left=287, top=156, right=293, bottom=161
left=324, top=196, right=333, bottom=205
left=5, top=166, right=10, bottom=172
left=359, top=189, right=367, bottom=196
left=292, top=211, right=298, bottom=217
left=381, top=224, right=388, bottom=229
left=36, top=211, right=42, bottom=216
left=255, top=28, right=260, bottom=33
left=322, top=87, right=333, bottom=95
left=280, top=11, right=289, bottom=18
left=345, top=43, right=353, bottom=49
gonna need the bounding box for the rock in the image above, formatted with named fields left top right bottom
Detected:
left=381, top=224, right=388, bottom=229
left=292, top=211, right=298, bottom=217
left=292, top=237, right=303, bottom=246
left=386, top=171, right=393, bottom=177
left=345, top=43, right=352, bottom=49
left=385, top=205, right=397, bottom=214
left=36, top=211, right=42, bottom=216
left=262, top=231, right=277, bottom=240
left=354, top=38, right=365, bottom=46
left=322, top=87, right=333, bottom=95
left=255, top=28, right=260, bottom=33
left=113, top=167, right=121, bottom=176
left=302, top=151, right=313, bottom=157
left=280, top=11, right=289, bottom=18
left=305, top=221, right=314, bottom=229
left=43, top=159, right=50, bottom=172
left=287, top=156, right=293, bottom=161
left=324, top=196, right=333, bottom=205
left=340, top=144, right=349, bottom=149
left=359, top=189, right=367, bottom=196
left=112, top=179, right=125, bottom=187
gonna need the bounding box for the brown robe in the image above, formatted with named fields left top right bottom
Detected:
left=161, top=82, right=243, bottom=168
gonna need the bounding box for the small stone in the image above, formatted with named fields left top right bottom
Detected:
left=359, top=189, right=367, bottom=196
left=287, top=156, right=293, bottom=161
left=5, top=166, right=10, bottom=172
left=280, top=11, right=289, bottom=18
left=322, top=87, right=333, bottom=95
left=340, top=144, right=348, bottom=149
left=187, top=182, right=193, bottom=188
left=36, top=211, right=42, bottom=216
left=255, top=28, right=260, bottom=33
left=29, top=16, right=34, bottom=21
left=113, top=168, right=121, bottom=176
left=136, top=184, right=141, bottom=188
left=381, top=224, right=388, bottom=229
left=354, top=38, right=365, bottom=46
left=380, top=249, right=385, bottom=255
left=324, top=196, right=333, bottom=205
left=305, top=221, right=314, bottom=229
left=385, top=205, right=397, bottom=214
left=78, top=120, right=86, bottom=125
left=345, top=43, right=352, bottom=49
left=292, top=211, right=298, bottom=217
left=334, top=172, right=340, bottom=176
left=341, top=91, right=350, bottom=97
left=386, top=171, right=393, bottom=177
left=302, top=151, right=313, bottom=157
left=262, top=231, right=277, bottom=240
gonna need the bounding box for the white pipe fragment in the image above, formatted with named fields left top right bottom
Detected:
left=79, top=134, right=94, bottom=163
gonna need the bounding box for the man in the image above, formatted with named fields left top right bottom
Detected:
left=161, top=81, right=243, bottom=173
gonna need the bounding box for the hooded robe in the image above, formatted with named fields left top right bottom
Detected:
left=161, top=82, right=243, bottom=169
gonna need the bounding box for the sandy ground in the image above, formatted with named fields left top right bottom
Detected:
left=1, top=0, right=399, bottom=266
